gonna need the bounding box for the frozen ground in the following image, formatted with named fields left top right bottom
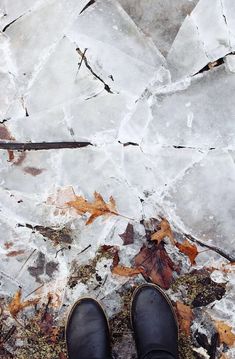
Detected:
left=0, top=0, right=235, bottom=358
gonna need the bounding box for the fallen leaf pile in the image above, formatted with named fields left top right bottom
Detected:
left=67, top=191, right=119, bottom=224
left=8, top=288, right=39, bottom=317
left=113, top=218, right=199, bottom=286
left=150, top=219, right=199, bottom=265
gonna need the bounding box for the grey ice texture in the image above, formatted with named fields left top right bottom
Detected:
left=0, top=0, right=235, bottom=357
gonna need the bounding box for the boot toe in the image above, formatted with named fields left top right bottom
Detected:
left=131, top=284, right=178, bottom=359
left=66, top=298, right=111, bottom=359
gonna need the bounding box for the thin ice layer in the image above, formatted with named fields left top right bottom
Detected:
left=71, top=0, right=165, bottom=68
left=118, top=0, right=199, bottom=56
left=143, top=66, right=235, bottom=149
left=167, top=0, right=235, bottom=80
left=164, top=150, right=235, bottom=256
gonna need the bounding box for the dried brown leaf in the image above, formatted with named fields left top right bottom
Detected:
left=4, top=242, right=13, bottom=249
left=8, top=289, right=39, bottom=317
left=175, top=301, right=193, bottom=335
left=151, top=219, right=175, bottom=245
left=7, top=150, right=14, bottom=162
left=67, top=191, right=118, bottom=225
left=215, top=321, right=235, bottom=346
left=107, top=244, right=143, bottom=277
left=0, top=125, right=18, bottom=163
left=112, top=265, right=144, bottom=277
left=119, top=223, right=134, bottom=245
left=220, top=354, right=229, bottom=359
left=6, top=250, right=25, bottom=257
left=135, top=243, right=177, bottom=289
left=176, top=239, right=199, bottom=265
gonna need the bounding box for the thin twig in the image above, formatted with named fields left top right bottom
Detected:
left=76, top=47, right=113, bottom=93
left=41, top=295, right=52, bottom=322
left=77, top=244, right=92, bottom=255
left=25, top=284, right=44, bottom=299
left=16, top=249, right=37, bottom=279
left=55, top=247, right=67, bottom=258
left=76, top=48, right=88, bottom=75
left=1, top=325, right=16, bottom=343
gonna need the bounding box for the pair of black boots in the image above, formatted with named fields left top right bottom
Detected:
left=66, top=284, right=179, bottom=359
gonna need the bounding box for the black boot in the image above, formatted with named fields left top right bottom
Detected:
left=131, top=284, right=179, bottom=359
left=66, top=298, right=112, bottom=359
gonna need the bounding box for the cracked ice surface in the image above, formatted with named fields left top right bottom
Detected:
left=1, top=0, right=235, bottom=357
left=168, top=0, right=235, bottom=79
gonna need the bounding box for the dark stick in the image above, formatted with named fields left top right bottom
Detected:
left=78, top=244, right=92, bottom=255
left=0, top=141, right=92, bottom=151
left=77, top=48, right=88, bottom=72
left=2, top=325, right=16, bottom=343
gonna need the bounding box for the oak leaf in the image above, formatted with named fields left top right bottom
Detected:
left=135, top=243, right=178, bottom=289
left=8, top=288, right=39, bottom=317
left=112, top=265, right=144, bottom=277
left=67, top=191, right=118, bottom=225
left=176, top=239, right=198, bottom=265
left=151, top=219, right=175, bottom=245
left=119, top=223, right=134, bottom=245
left=175, top=301, right=193, bottom=335
left=215, top=321, right=235, bottom=346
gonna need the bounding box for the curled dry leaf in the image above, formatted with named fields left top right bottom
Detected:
left=175, top=301, right=193, bottom=335
left=176, top=239, right=199, bottom=265
left=67, top=191, right=118, bottom=225
left=215, top=321, right=235, bottom=346
left=119, top=223, right=134, bottom=245
left=8, top=288, right=39, bottom=317
left=112, top=265, right=144, bottom=277
left=108, top=245, right=144, bottom=278
left=151, top=219, right=175, bottom=245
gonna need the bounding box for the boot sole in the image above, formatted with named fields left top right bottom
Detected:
left=130, top=283, right=179, bottom=337
left=65, top=296, right=110, bottom=354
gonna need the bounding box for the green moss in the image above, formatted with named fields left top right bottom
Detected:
left=171, top=270, right=226, bottom=307
left=109, top=285, right=136, bottom=344
left=68, top=245, right=117, bottom=288
left=179, top=333, right=197, bottom=359
left=0, top=310, right=67, bottom=359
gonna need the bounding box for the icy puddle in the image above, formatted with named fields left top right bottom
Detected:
left=0, top=0, right=235, bottom=358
